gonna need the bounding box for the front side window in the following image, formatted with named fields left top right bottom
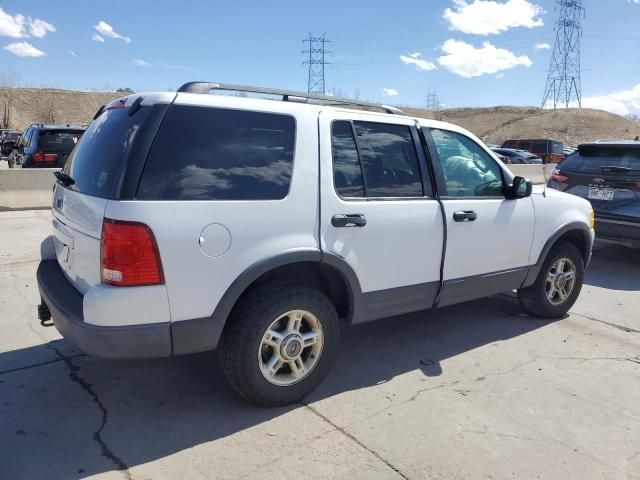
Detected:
left=353, top=121, right=423, bottom=197
left=429, top=128, right=504, bottom=197
left=137, top=106, right=296, bottom=200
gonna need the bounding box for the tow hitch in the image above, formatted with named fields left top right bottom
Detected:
left=38, top=300, right=53, bottom=326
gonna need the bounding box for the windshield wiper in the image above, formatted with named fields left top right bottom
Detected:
left=600, top=165, right=640, bottom=173
left=54, top=171, right=75, bottom=187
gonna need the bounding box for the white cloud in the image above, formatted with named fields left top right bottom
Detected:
left=92, top=33, right=104, bottom=43
left=94, top=21, right=131, bottom=43
left=0, top=8, right=55, bottom=39
left=582, top=83, right=640, bottom=116
left=382, top=88, right=399, bottom=96
left=438, top=39, right=532, bottom=78
left=132, top=58, right=198, bottom=72
left=399, top=52, right=437, bottom=71
left=3, top=41, right=45, bottom=57
left=29, top=18, right=55, bottom=38
left=496, top=73, right=504, bottom=79
left=444, top=0, right=544, bottom=36
left=69, top=50, right=77, bottom=57
left=535, top=42, right=550, bottom=50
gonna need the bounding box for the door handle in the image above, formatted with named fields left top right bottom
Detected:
left=453, top=210, right=477, bottom=222
left=332, top=214, right=367, bottom=228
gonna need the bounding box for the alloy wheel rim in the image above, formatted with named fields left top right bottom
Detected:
left=258, top=310, right=324, bottom=386
left=545, top=257, right=577, bottom=306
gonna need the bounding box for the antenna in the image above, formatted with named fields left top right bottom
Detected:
left=542, top=0, right=586, bottom=109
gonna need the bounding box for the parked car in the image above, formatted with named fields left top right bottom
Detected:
left=1, top=130, right=22, bottom=156
left=491, top=148, right=543, bottom=164
left=37, top=83, right=595, bottom=406
left=502, top=138, right=565, bottom=164
left=548, top=141, right=640, bottom=248
left=14, top=124, right=85, bottom=168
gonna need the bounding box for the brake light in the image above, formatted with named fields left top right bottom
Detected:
left=101, top=218, right=164, bottom=287
left=550, top=169, right=568, bottom=183
left=32, top=150, right=58, bottom=162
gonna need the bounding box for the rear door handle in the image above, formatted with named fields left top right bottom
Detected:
left=453, top=210, right=477, bottom=222
left=332, top=214, right=367, bottom=228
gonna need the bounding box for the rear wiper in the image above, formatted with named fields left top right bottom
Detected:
left=54, top=171, right=75, bottom=187
left=601, top=165, right=640, bottom=173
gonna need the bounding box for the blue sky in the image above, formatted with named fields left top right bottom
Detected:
left=0, top=0, right=639, bottom=115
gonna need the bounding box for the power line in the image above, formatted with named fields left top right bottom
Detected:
left=302, top=33, right=331, bottom=94
left=426, top=92, right=442, bottom=120
left=542, top=0, right=586, bottom=109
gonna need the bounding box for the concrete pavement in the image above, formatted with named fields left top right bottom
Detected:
left=0, top=210, right=639, bottom=480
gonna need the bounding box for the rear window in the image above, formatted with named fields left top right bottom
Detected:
left=137, top=105, right=295, bottom=201
left=38, top=130, right=83, bottom=153
left=63, top=106, right=152, bottom=198
left=560, top=146, right=640, bottom=173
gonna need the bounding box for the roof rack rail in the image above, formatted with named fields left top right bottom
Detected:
left=177, top=82, right=406, bottom=116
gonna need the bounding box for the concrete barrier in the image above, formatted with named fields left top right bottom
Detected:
left=506, top=164, right=556, bottom=185
left=0, top=168, right=57, bottom=210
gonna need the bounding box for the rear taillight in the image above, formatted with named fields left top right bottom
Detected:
left=32, top=150, right=58, bottom=162
left=101, top=218, right=164, bottom=287
left=550, top=169, right=568, bottom=183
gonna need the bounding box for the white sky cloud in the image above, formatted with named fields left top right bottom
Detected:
left=582, top=83, right=640, bottom=116
left=69, top=50, right=77, bottom=57
left=94, top=21, right=131, bottom=43
left=444, top=0, right=544, bottom=36
left=132, top=58, right=198, bottom=72
left=133, top=58, right=151, bottom=67
left=3, top=41, right=45, bottom=57
left=92, top=33, right=104, bottom=43
left=0, top=8, right=55, bottom=39
left=399, top=52, right=437, bottom=71
left=535, top=42, right=550, bottom=50
left=438, top=39, right=532, bottom=78
left=382, top=88, right=399, bottom=96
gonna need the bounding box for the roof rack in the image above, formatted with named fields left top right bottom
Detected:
left=177, top=82, right=406, bottom=116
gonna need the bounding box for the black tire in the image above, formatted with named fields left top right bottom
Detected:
left=518, top=241, right=584, bottom=318
left=218, top=281, right=340, bottom=407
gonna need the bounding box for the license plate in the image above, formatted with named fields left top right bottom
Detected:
left=588, top=187, right=615, bottom=201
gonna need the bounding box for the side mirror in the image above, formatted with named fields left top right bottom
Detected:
left=508, top=176, right=532, bottom=199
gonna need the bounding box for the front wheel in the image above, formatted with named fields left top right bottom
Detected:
left=518, top=241, right=585, bottom=318
left=218, top=282, right=340, bottom=406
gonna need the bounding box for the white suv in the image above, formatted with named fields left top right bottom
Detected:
left=37, top=82, right=595, bottom=406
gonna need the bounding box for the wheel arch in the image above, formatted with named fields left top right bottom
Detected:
left=521, top=222, right=593, bottom=288
left=170, top=250, right=363, bottom=355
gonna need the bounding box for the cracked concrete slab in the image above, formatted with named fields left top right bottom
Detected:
left=0, top=211, right=639, bottom=479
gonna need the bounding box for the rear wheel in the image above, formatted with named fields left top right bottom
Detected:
left=218, top=281, right=340, bottom=406
left=518, top=241, right=584, bottom=318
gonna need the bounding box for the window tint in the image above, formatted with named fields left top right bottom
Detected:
left=331, top=121, right=364, bottom=197
left=38, top=130, right=83, bottom=153
left=138, top=106, right=295, bottom=200
left=63, top=106, right=152, bottom=198
left=560, top=146, right=640, bottom=173
left=531, top=141, right=547, bottom=153
left=429, top=128, right=504, bottom=197
left=353, top=121, right=423, bottom=197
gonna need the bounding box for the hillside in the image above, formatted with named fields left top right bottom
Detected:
left=1, top=87, right=638, bottom=146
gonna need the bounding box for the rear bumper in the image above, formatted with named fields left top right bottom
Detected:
left=595, top=217, right=640, bottom=248
left=37, top=260, right=172, bottom=358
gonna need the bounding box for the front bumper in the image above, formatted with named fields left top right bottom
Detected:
left=37, top=260, right=172, bottom=358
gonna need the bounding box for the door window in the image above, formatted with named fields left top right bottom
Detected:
left=429, top=128, right=504, bottom=197
left=331, top=121, right=364, bottom=198
left=353, top=121, right=423, bottom=197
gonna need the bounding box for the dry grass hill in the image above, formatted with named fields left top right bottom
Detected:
left=2, top=87, right=638, bottom=147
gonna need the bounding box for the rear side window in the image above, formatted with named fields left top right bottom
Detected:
left=552, top=141, right=564, bottom=154
left=63, top=107, right=153, bottom=198
left=137, top=106, right=295, bottom=200
left=531, top=141, right=547, bottom=153
left=353, top=121, right=423, bottom=197
left=38, top=130, right=83, bottom=153
left=560, top=146, right=640, bottom=173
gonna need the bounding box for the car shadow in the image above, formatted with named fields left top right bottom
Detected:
left=584, top=244, right=640, bottom=291
left=1, top=295, right=555, bottom=479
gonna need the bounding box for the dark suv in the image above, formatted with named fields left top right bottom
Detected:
left=548, top=141, right=640, bottom=248
left=14, top=125, right=85, bottom=168
left=502, top=139, right=565, bottom=164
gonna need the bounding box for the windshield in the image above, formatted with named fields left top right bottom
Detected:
left=560, top=146, right=640, bottom=173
